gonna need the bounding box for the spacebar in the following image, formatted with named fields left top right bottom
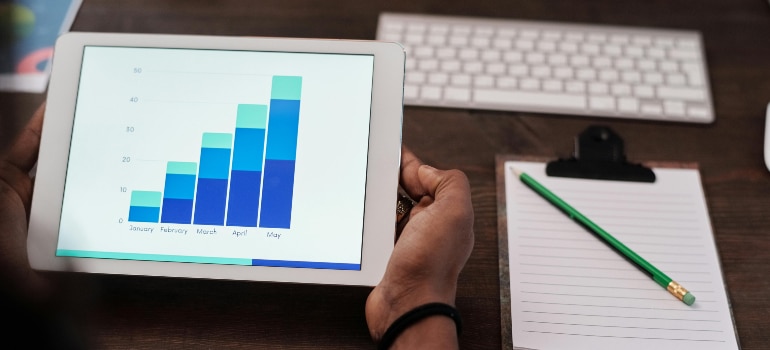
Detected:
left=474, top=89, right=587, bottom=110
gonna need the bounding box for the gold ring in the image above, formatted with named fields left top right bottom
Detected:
left=396, top=192, right=415, bottom=223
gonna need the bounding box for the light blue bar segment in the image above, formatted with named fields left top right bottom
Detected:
left=56, top=250, right=253, bottom=265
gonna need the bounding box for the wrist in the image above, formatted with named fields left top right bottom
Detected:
left=366, top=276, right=457, bottom=342
left=387, top=313, right=459, bottom=350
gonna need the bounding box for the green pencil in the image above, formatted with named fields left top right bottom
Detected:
left=511, top=167, right=696, bottom=306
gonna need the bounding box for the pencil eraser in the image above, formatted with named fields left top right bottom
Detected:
left=683, top=292, right=696, bottom=306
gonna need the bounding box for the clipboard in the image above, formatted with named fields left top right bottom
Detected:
left=496, top=126, right=740, bottom=350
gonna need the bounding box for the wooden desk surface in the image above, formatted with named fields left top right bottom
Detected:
left=3, top=0, right=769, bottom=348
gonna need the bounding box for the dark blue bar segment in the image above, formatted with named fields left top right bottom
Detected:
left=193, top=178, right=229, bottom=225
left=226, top=170, right=262, bottom=227
left=128, top=206, right=160, bottom=223
left=259, top=159, right=295, bottom=229
left=161, top=198, right=194, bottom=224
left=251, top=258, right=360, bottom=270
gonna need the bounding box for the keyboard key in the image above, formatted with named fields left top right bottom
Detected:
left=664, top=101, right=686, bottom=116
left=670, top=48, right=700, bottom=60
left=437, top=47, right=457, bottom=59
left=520, top=78, right=540, bottom=90
left=428, top=72, right=449, bottom=85
left=531, top=66, right=552, bottom=78
left=486, top=62, right=507, bottom=74
left=509, top=64, right=529, bottom=77
left=406, top=71, right=426, bottom=84
left=474, top=89, right=586, bottom=109
left=641, top=103, right=663, bottom=115
left=451, top=74, right=472, bottom=86
left=481, top=50, right=501, bottom=62
left=590, top=96, right=615, bottom=110
left=474, top=75, right=495, bottom=88
left=493, top=38, right=512, bottom=49
left=503, top=51, right=523, bottom=62
left=565, top=81, right=586, bottom=93
left=418, top=59, right=439, bottom=71
left=420, top=86, right=442, bottom=100
left=621, top=71, right=642, bottom=83
left=657, top=86, right=706, bottom=101
left=459, top=48, right=479, bottom=60
left=441, top=60, right=462, bottom=72
left=554, top=67, right=574, bottom=79
left=463, top=61, right=483, bottom=73
left=618, top=97, right=640, bottom=112
left=404, top=84, right=419, bottom=99
left=445, top=87, right=471, bottom=101
left=688, top=105, right=710, bottom=119
left=611, top=83, right=631, bottom=96
left=497, top=77, right=518, bottom=89
left=471, top=36, right=491, bottom=48
left=577, top=68, right=597, bottom=80
left=543, top=80, right=563, bottom=92
left=414, top=46, right=434, bottom=58
left=589, top=82, right=609, bottom=94
left=634, top=85, right=655, bottom=98
left=666, top=73, right=687, bottom=86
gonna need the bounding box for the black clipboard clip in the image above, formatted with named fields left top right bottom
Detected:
left=546, top=125, right=656, bottom=183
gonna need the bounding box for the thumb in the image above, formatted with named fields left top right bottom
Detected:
left=416, top=165, right=443, bottom=197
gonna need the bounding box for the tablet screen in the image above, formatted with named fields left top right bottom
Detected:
left=55, top=46, right=375, bottom=271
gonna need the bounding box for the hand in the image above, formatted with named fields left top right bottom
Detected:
left=0, top=103, right=48, bottom=300
left=365, top=146, right=474, bottom=348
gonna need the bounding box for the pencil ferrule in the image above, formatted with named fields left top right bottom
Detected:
left=667, top=281, right=689, bottom=301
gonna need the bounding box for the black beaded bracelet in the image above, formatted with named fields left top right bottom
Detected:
left=377, top=302, right=462, bottom=350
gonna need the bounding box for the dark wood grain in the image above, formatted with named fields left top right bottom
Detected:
left=2, top=0, right=769, bottom=348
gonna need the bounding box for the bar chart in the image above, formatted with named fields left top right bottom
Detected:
left=56, top=45, right=376, bottom=270
left=128, top=76, right=302, bottom=229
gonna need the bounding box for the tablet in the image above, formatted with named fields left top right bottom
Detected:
left=27, top=32, right=405, bottom=286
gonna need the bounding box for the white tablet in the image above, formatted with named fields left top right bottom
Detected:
left=27, top=32, right=405, bottom=286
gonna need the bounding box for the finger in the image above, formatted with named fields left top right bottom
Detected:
left=6, top=103, right=45, bottom=173
left=417, top=165, right=472, bottom=209
left=399, top=145, right=429, bottom=200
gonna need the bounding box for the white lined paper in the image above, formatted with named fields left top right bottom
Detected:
left=504, top=161, right=739, bottom=350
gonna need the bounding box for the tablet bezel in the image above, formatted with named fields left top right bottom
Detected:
left=27, top=32, right=404, bottom=286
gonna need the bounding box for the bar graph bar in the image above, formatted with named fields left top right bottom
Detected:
left=160, top=161, right=197, bottom=224
left=128, top=190, right=162, bottom=223
left=259, top=76, right=302, bottom=229
left=226, top=104, right=267, bottom=227
left=126, top=75, right=301, bottom=229
left=193, top=133, right=233, bottom=225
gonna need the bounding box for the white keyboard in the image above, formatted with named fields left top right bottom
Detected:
left=376, top=13, right=715, bottom=123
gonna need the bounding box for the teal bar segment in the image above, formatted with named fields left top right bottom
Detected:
left=201, top=132, right=233, bottom=150
left=166, top=161, right=197, bottom=175
left=236, top=104, right=267, bottom=128
left=56, top=250, right=253, bottom=265
left=271, top=76, right=302, bottom=100
left=130, top=191, right=162, bottom=207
